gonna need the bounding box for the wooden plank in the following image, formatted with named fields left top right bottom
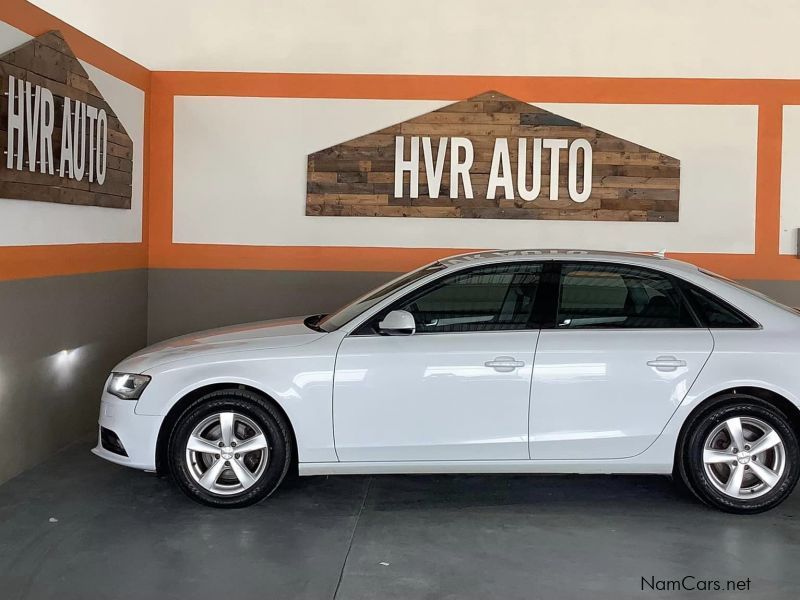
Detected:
left=400, top=123, right=514, bottom=137
left=409, top=113, right=521, bottom=125
left=596, top=176, right=680, bottom=190
left=341, top=134, right=396, bottom=148
left=308, top=172, right=337, bottom=183
left=434, top=101, right=484, bottom=113
left=519, top=112, right=581, bottom=127
left=307, top=193, right=389, bottom=205
left=332, top=205, right=460, bottom=218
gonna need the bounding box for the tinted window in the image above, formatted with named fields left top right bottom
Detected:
left=319, top=263, right=446, bottom=332
left=700, top=268, right=795, bottom=317
left=556, top=262, right=696, bottom=329
left=684, top=284, right=757, bottom=328
left=384, top=263, right=543, bottom=333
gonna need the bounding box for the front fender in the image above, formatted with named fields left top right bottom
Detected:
left=134, top=336, right=343, bottom=463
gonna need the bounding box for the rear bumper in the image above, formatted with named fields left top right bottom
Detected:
left=92, top=392, right=161, bottom=471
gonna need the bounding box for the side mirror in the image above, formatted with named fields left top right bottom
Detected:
left=378, top=310, right=416, bottom=335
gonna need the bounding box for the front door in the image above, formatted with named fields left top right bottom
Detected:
left=530, top=261, right=713, bottom=460
left=334, top=262, right=545, bottom=462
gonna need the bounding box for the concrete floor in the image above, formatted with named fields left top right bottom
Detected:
left=1, top=442, right=799, bottom=600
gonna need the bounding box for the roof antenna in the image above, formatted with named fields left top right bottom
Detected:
left=654, top=248, right=667, bottom=259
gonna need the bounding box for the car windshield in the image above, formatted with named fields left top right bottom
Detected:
left=317, top=262, right=447, bottom=332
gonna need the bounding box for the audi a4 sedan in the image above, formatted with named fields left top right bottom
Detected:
left=94, top=249, right=800, bottom=512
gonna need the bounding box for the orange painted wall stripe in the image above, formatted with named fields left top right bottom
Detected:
left=154, top=71, right=800, bottom=105
left=755, top=103, right=783, bottom=256
left=1, top=0, right=149, bottom=91
left=147, top=71, right=798, bottom=279
left=0, top=244, right=146, bottom=282
left=147, top=76, right=173, bottom=266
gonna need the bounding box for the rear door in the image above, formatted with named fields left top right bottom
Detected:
left=529, top=261, right=713, bottom=460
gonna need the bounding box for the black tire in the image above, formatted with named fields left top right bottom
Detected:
left=680, top=395, right=799, bottom=514
left=167, top=389, right=292, bottom=508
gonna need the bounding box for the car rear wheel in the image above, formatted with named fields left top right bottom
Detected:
left=681, top=396, right=799, bottom=513
left=167, top=389, right=292, bottom=508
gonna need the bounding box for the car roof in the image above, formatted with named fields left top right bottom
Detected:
left=436, top=249, right=701, bottom=276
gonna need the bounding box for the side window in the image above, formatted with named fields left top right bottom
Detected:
left=683, top=284, right=758, bottom=328
left=556, top=262, right=696, bottom=329
left=386, top=263, right=543, bottom=334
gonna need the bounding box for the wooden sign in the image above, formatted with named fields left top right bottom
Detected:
left=0, top=31, right=133, bottom=209
left=306, top=91, right=679, bottom=221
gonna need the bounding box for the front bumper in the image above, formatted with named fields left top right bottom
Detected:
left=91, top=392, right=162, bottom=471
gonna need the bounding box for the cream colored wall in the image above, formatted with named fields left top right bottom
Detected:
left=28, top=0, right=800, bottom=78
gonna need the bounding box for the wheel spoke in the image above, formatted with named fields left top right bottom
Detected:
left=228, top=458, right=256, bottom=489
left=199, top=458, right=226, bottom=489
left=235, top=433, right=267, bottom=454
left=219, top=412, right=235, bottom=446
left=749, top=461, right=780, bottom=488
left=748, top=430, right=782, bottom=456
left=725, top=417, right=746, bottom=450
left=187, top=435, right=221, bottom=455
left=703, top=449, right=735, bottom=464
left=726, top=463, right=745, bottom=495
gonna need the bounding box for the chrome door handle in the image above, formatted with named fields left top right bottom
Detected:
left=485, top=356, right=525, bottom=372
left=647, top=356, right=687, bottom=371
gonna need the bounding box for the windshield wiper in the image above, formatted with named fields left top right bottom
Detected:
left=303, top=314, right=327, bottom=332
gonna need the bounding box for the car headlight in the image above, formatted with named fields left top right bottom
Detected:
left=107, top=372, right=151, bottom=400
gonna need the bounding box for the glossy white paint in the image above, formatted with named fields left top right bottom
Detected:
left=92, top=387, right=163, bottom=470
left=131, top=321, right=341, bottom=463
left=93, top=250, right=800, bottom=479
left=333, top=331, right=537, bottom=461
left=530, top=329, right=712, bottom=459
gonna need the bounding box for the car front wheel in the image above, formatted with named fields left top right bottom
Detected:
left=681, top=396, right=799, bottom=513
left=167, top=389, right=292, bottom=508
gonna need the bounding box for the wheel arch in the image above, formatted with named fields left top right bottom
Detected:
left=154, top=382, right=298, bottom=475
left=673, top=385, right=800, bottom=473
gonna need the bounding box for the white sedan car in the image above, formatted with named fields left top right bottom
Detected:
left=94, top=250, right=800, bottom=513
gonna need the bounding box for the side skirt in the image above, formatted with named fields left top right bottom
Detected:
left=298, top=459, right=673, bottom=476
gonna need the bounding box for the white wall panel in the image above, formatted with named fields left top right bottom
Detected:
left=173, top=97, right=757, bottom=253
left=780, top=106, right=800, bottom=254
left=0, top=23, right=144, bottom=246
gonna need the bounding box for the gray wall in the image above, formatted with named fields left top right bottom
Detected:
left=741, top=280, right=800, bottom=308
left=0, top=270, right=148, bottom=484
left=147, top=269, right=397, bottom=342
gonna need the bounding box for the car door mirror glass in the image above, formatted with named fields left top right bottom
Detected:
left=378, top=310, right=416, bottom=335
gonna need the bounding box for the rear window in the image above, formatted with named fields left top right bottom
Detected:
left=556, top=262, right=696, bottom=329
left=683, top=283, right=758, bottom=328
left=699, top=268, right=792, bottom=320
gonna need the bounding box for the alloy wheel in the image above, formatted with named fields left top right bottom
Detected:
left=185, top=411, right=269, bottom=496
left=702, top=416, right=786, bottom=500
